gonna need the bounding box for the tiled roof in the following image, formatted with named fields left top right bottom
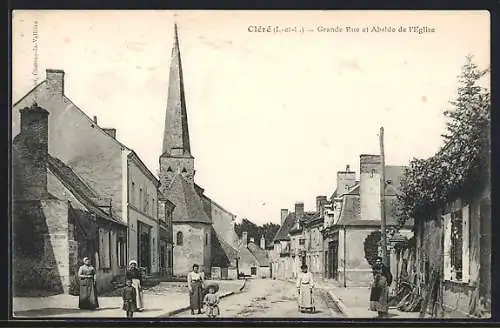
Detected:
left=47, top=155, right=126, bottom=226
left=247, top=242, right=269, bottom=267
left=273, top=213, right=295, bottom=242
left=165, top=173, right=212, bottom=224
left=335, top=194, right=413, bottom=228
left=211, top=230, right=238, bottom=267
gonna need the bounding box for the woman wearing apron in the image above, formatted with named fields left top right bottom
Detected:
left=187, top=264, right=205, bottom=315
left=126, top=260, right=144, bottom=312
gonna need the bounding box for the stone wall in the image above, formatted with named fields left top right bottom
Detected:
left=173, top=222, right=212, bottom=276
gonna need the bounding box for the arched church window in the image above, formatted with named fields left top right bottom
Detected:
left=167, top=166, right=173, bottom=172
left=182, top=167, right=187, bottom=173
left=176, top=231, right=183, bottom=246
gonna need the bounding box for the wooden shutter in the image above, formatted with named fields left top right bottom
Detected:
left=462, top=204, right=470, bottom=283
left=443, top=213, right=452, bottom=281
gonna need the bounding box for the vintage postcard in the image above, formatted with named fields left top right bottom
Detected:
left=10, top=10, right=491, bottom=320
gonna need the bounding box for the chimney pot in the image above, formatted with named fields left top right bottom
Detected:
left=280, top=209, right=289, bottom=225
left=93, top=116, right=98, bottom=124
left=260, top=235, right=266, bottom=249
left=242, top=231, right=248, bottom=247
left=295, top=202, right=304, bottom=218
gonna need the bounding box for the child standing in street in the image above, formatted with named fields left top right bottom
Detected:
left=122, top=279, right=138, bottom=318
left=203, top=285, right=220, bottom=318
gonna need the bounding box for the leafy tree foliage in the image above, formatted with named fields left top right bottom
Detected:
left=234, top=218, right=280, bottom=247
left=397, top=56, right=490, bottom=224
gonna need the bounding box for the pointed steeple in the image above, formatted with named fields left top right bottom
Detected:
left=162, top=23, right=192, bottom=157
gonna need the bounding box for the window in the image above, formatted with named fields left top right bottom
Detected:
left=370, top=169, right=376, bottom=178
left=167, top=166, right=173, bottom=172
left=251, top=267, right=257, bottom=275
left=99, top=229, right=111, bottom=269
left=176, top=231, right=183, bottom=246
left=444, top=204, right=470, bottom=282
left=131, top=182, right=135, bottom=204
left=117, top=239, right=126, bottom=267
left=299, top=238, right=305, bottom=245
left=205, top=233, right=209, bottom=246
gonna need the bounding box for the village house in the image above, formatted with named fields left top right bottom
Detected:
left=236, top=233, right=270, bottom=278
left=322, top=157, right=413, bottom=288
left=270, top=209, right=293, bottom=280
left=12, top=68, right=174, bottom=286
left=408, top=166, right=491, bottom=317
left=302, top=196, right=328, bottom=280
left=12, top=103, right=127, bottom=295
left=158, top=24, right=239, bottom=278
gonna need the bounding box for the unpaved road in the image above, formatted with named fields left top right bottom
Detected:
left=172, top=279, right=342, bottom=318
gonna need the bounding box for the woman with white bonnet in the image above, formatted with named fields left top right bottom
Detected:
left=125, top=260, right=144, bottom=311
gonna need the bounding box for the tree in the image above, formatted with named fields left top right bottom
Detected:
left=397, top=55, right=490, bottom=223
left=234, top=218, right=280, bottom=246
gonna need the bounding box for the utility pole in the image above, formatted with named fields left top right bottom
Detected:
left=379, top=127, right=388, bottom=267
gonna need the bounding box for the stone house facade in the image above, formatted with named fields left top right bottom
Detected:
left=414, top=182, right=491, bottom=318
left=12, top=69, right=173, bottom=282
left=12, top=103, right=127, bottom=295
left=322, top=156, right=413, bottom=287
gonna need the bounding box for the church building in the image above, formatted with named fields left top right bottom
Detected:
left=158, top=24, right=238, bottom=277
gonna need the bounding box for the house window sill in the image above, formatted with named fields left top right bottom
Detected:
left=444, top=279, right=473, bottom=287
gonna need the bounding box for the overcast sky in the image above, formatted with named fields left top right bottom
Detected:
left=12, top=10, right=490, bottom=225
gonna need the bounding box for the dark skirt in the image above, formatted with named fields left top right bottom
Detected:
left=79, top=279, right=99, bottom=310
left=123, top=299, right=138, bottom=312
left=189, top=281, right=203, bottom=310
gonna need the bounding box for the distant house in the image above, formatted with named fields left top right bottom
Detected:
left=12, top=103, right=127, bottom=295
left=237, top=233, right=270, bottom=278
left=302, top=196, right=328, bottom=280
left=322, top=156, right=413, bottom=287
left=271, top=203, right=316, bottom=280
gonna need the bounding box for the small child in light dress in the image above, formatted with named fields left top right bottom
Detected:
left=203, top=286, right=220, bottom=318
left=122, top=279, right=138, bottom=318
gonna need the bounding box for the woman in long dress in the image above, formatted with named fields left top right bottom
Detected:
left=187, top=264, right=205, bottom=315
left=296, top=264, right=315, bottom=312
left=370, top=264, right=389, bottom=318
left=125, top=260, right=144, bottom=311
left=78, top=257, right=99, bottom=310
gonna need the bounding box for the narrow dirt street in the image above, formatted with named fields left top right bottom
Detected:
left=173, top=279, right=342, bottom=318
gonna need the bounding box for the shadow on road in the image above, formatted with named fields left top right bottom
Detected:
left=14, top=306, right=121, bottom=317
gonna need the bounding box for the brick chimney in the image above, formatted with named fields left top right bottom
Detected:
left=18, top=102, right=50, bottom=199
left=337, top=164, right=357, bottom=195
left=46, top=69, right=65, bottom=98
left=103, top=128, right=116, bottom=139
left=295, top=202, right=304, bottom=219
left=316, top=195, right=328, bottom=217
left=260, top=235, right=266, bottom=249
left=242, top=231, right=248, bottom=247
left=280, top=209, right=289, bottom=225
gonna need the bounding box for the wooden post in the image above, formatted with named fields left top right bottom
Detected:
left=380, top=127, right=388, bottom=266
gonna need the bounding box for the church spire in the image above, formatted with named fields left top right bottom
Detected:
left=162, top=23, right=191, bottom=157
